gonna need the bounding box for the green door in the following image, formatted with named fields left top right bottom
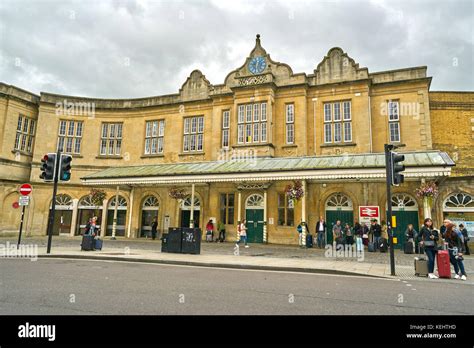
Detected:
left=326, top=210, right=354, bottom=244
left=245, top=209, right=264, bottom=243
left=181, top=210, right=200, bottom=228
left=386, top=210, right=419, bottom=250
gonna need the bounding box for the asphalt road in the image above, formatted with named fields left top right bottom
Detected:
left=1, top=258, right=472, bottom=315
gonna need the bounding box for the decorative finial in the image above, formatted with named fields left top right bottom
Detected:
left=256, top=34, right=260, bottom=39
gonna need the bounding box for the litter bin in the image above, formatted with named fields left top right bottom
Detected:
left=181, top=227, right=201, bottom=254
left=162, top=227, right=182, bottom=253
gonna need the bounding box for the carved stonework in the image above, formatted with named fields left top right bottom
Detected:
left=314, top=47, right=368, bottom=84
left=236, top=182, right=272, bottom=190
left=238, top=74, right=268, bottom=86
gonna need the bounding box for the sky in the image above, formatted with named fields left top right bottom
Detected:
left=0, top=0, right=472, bottom=98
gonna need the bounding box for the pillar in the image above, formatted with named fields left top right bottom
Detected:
left=301, top=180, right=307, bottom=247
left=190, top=183, right=195, bottom=228
left=127, top=187, right=135, bottom=238
left=112, top=186, right=119, bottom=239
left=70, top=198, right=78, bottom=237
left=263, top=189, right=268, bottom=243
left=100, top=199, right=108, bottom=238
left=237, top=190, right=242, bottom=241
left=421, top=179, right=431, bottom=219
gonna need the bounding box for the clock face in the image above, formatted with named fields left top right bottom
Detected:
left=248, top=56, right=266, bottom=75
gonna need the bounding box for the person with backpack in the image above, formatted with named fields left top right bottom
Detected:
left=420, top=218, right=439, bottom=279
left=236, top=219, right=249, bottom=248
left=459, top=223, right=470, bottom=255
left=297, top=223, right=303, bottom=246
left=444, top=223, right=467, bottom=281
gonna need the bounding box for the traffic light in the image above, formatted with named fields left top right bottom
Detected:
left=39, top=153, right=57, bottom=182
left=59, top=154, right=72, bottom=181
left=390, top=152, right=405, bottom=186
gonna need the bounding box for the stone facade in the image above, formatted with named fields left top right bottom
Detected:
left=1, top=35, right=473, bottom=244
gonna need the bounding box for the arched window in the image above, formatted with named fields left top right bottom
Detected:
left=443, top=193, right=474, bottom=211
left=325, top=193, right=353, bottom=210
left=181, top=196, right=200, bottom=210
left=78, top=195, right=103, bottom=209
left=51, top=194, right=73, bottom=210
left=391, top=194, right=418, bottom=211
left=143, top=195, right=160, bottom=209
left=108, top=195, right=127, bottom=210
left=246, top=194, right=264, bottom=209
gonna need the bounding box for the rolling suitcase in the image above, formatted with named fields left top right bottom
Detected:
left=379, top=238, right=388, bottom=253
left=415, top=243, right=424, bottom=254
left=368, top=241, right=376, bottom=252
left=414, top=257, right=428, bottom=277
left=436, top=250, right=451, bottom=278
left=404, top=241, right=414, bottom=254
left=95, top=238, right=103, bottom=250
left=81, top=235, right=94, bottom=251
left=306, top=234, right=313, bottom=248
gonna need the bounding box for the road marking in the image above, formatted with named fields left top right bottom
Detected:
left=406, top=284, right=412, bottom=287
left=36, top=257, right=401, bottom=281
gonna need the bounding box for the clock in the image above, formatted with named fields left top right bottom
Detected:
left=248, top=56, right=266, bottom=75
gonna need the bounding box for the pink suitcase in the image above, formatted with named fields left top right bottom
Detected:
left=436, top=250, right=451, bottom=278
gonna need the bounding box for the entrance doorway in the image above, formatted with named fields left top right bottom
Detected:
left=325, top=193, right=354, bottom=244
left=387, top=194, right=419, bottom=250
left=49, top=194, right=73, bottom=235
left=141, top=195, right=160, bottom=237
left=76, top=195, right=103, bottom=235
left=180, top=196, right=200, bottom=228
left=245, top=194, right=264, bottom=243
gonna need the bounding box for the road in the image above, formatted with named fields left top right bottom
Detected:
left=1, top=258, right=472, bottom=315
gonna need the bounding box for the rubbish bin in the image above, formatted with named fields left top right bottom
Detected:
left=181, top=227, right=201, bottom=254
left=163, top=227, right=182, bottom=253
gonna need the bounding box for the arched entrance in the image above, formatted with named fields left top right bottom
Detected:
left=245, top=194, right=264, bottom=243
left=180, top=196, right=200, bottom=228
left=387, top=193, right=419, bottom=249
left=76, top=195, right=103, bottom=235
left=106, top=195, right=127, bottom=237
left=141, top=195, right=160, bottom=237
left=50, top=194, right=73, bottom=235
left=443, top=192, right=474, bottom=237
left=325, top=193, right=353, bottom=244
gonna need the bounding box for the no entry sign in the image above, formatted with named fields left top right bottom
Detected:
left=19, top=183, right=32, bottom=196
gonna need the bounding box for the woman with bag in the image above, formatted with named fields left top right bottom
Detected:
left=445, top=223, right=467, bottom=280
left=420, top=218, right=439, bottom=279
left=236, top=219, right=249, bottom=248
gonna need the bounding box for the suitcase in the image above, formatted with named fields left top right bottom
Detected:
left=404, top=241, right=414, bottom=254
left=414, top=257, right=429, bottom=277
left=436, top=250, right=451, bottom=278
left=95, top=238, right=103, bottom=250
left=206, top=231, right=213, bottom=242
left=81, top=235, right=94, bottom=251
left=379, top=238, right=388, bottom=253
left=306, top=234, right=313, bottom=248
left=368, top=241, right=376, bottom=252
left=415, top=243, right=425, bottom=254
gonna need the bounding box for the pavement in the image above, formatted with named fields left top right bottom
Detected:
left=2, top=258, right=473, bottom=315
left=2, top=236, right=474, bottom=284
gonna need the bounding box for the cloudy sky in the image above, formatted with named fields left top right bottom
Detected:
left=0, top=0, right=472, bottom=98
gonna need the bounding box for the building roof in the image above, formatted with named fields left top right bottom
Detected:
left=81, top=151, right=454, bottom=185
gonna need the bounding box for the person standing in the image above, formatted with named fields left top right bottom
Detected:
left=343, top=223, right=354, bottom=246
left=445, top=223, right=467, bottom=280
left=205, top=219, right=214, bottom=242
left=151, top=217, right=158, bottom=240
left=459, top=223, right=470, bottom=255
left=361, top=223, right=370, bottom=247
left=370, top=219, right=382, bottom=250
left=236, top=219, right=249, bottom=248
left=315, top=216, right=326, bottom=248
left=217, top=220, right=226, bottom=242
left=297, top=223, right=303, bottom=246
left=405, top=224, right=417, bottom=253
left=420, top=218, right=439, bottom=279
left=332, top=220, right=343, bottom=247
left=354, top=221, right=363, bottom=252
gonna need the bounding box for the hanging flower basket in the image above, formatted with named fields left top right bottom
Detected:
left=284, top=180, right=304, bottom=203
left=89, top=188, right=106, bottom=206
left=415, top=181, right=439, bottom=204
left=168, top=187, right=188, bottom=200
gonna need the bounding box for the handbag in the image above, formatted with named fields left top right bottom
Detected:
left=362, top=234, right=368, bottom=239
left=423, top=240, right=435, bottom=247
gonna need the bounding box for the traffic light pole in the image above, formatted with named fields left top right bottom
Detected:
left=384, top=144, right=396, bottom=276
left=46, top=150, right=61, bottom=254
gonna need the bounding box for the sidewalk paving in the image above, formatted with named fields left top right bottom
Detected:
left=2, top=236, right=473, bottom=284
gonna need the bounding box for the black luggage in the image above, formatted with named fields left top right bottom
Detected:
left=306, top=234, right=313, bottom=248
left=404, top=241, right=414, bottom=254
left=415, top=243, right=425, bottom=254
left=379, top=238, right=388, bottom=252
left=95, top=238, right=103, bottom=250
left=368, top=241, right=376, bottom=252
left=81, top=235, right=94, bottom=251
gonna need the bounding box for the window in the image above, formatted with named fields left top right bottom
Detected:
left=57, top=120, right=83, bottom=154
left=14, top=114, right=36, bottom=154
left=388, top=101, right=400, bottom=142
left=323, top=101, right=352, bottom=143
left=286, top=104, right=295, bottom=144
left=100, top=123, right=122, bottom=156
left=237, top=102, right=268, bottom=144
left=219, top=193, right=235, bottom=225
left=183, top=116, right=204, bottom=152
left=144, top=120, right=165, bottom=155
left=278, top=193, right=294, bottom=226
left=222, top=110, right=230, bottom=148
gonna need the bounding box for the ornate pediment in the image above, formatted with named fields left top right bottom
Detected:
left=313, top=47, right=369, bottom=84
left=179, top=70, right=212, bottom=101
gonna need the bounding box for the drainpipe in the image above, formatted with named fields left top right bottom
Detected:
left=368, top=93, right=373, bottom=153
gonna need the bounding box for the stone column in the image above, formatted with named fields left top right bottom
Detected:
left=190, top=184, right=195, bottom=228
left=100, top=199, right=108, bottom=238
left=263, top=190, right=268, bottom=243
left=127, top=187, right=134, bottom=238
left=70, top=198, right=79, bottom=236
left=237, top=190, right=242, bottom=241
left=421, top=179, right=431, bottom=219
left=111, top=186, right=119, bottom=239
left=301, top=180, right=307, bottom=247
